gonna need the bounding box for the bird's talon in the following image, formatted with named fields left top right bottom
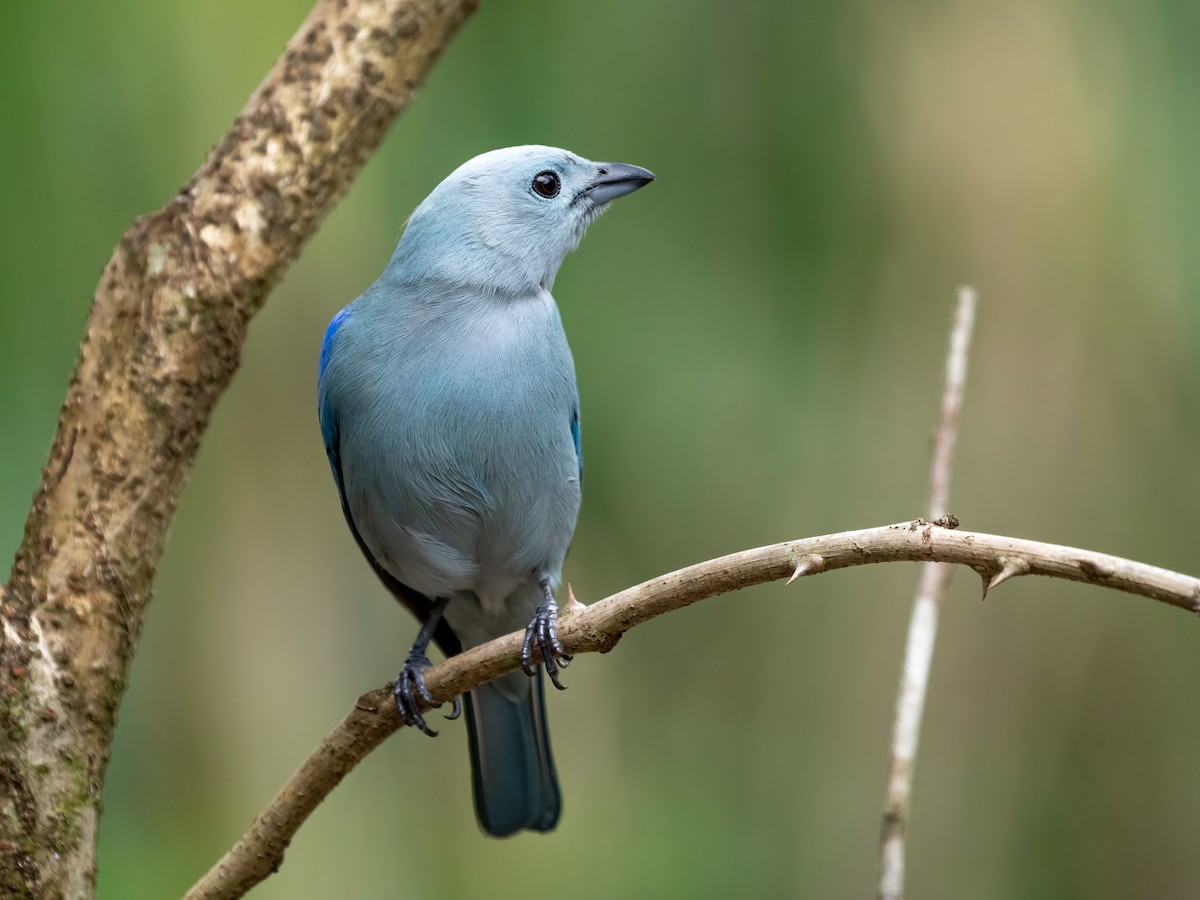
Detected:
left=521, top=626, right=538, bottom=675
left=522, top=596, right=573, bottom=688
left=445, top=694, right=463, bottom=721
left=395, top=654, right=443, bottom=736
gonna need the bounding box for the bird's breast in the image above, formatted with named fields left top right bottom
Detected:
left=342, top=289, right=581, bottom=600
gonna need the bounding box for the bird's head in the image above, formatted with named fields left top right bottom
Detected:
left=386, top=146, right=654, bottom=295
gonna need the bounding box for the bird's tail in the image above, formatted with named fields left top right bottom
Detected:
left=464, top=668, right=561, bottom=837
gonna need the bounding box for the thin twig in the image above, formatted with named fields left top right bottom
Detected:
left=185, top=518, right=1200, bottom=900
left=879, top=286, right=977, bottom=900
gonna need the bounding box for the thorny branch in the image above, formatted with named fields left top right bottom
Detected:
left=186, top=520, right=1200, bottom=899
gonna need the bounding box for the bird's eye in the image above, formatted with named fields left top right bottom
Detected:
left=531, top=171, right=561, bottom=199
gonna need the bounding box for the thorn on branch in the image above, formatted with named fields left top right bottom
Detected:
left=557, top=585, right=624, bottom=655
left=787, top=554, right=825, bottom=584
left=981, top=556, right=1031, bottom=600
left=563, top=583, right=586, bottom=614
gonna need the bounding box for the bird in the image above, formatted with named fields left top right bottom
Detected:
left=317, top=146, right=654, bottom=836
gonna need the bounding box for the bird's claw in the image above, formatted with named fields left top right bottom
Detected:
left=521, top=596, right=573, bottom=690
left=395, top=652, right=459, bottom=735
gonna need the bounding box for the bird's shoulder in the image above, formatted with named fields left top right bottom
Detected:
left=318, top=303, right=353, bottom=388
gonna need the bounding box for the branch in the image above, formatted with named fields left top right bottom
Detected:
left=878, top=287, right=977, bottom=900
left=0, top=1, right=476, bottom=895
left=186, top=522, right=1200, bottom=899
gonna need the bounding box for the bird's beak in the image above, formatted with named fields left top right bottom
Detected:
left=582, top=162, right=655, bottom=204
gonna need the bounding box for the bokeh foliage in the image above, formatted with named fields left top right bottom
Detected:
left=2, top=1, right=1198, bottom=897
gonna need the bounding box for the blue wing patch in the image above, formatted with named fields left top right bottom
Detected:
left=570, top=405, right=582, bottom=484
left=319, top=305, right=352, bottom=390
left=318, top=306, right=352, bottom=472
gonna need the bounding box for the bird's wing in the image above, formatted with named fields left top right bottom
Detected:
left=570, top=402, right=583, bottom=486
left=319, top=306, right=462, bottom=656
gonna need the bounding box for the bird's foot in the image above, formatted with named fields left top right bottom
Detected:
left=522, top=585, right=574, bottom=690
left=394, top=652, right=461, bottom=737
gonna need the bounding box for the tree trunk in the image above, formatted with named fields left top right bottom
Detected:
left=0, top=1, right=476, bottom=895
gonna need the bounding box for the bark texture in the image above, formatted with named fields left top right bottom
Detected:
left=0, top=1, right=476, bottom=895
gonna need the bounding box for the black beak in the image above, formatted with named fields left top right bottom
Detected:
left=583, top=162, right=655, bottom=204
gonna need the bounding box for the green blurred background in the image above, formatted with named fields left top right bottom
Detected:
left=3, top=1, right=1199, bottom=897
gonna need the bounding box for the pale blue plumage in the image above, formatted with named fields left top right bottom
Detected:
left=318, top=146, right=652, bottom=836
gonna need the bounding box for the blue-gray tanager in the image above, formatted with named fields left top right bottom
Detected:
left=317, top=146, right=653, bottom=836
